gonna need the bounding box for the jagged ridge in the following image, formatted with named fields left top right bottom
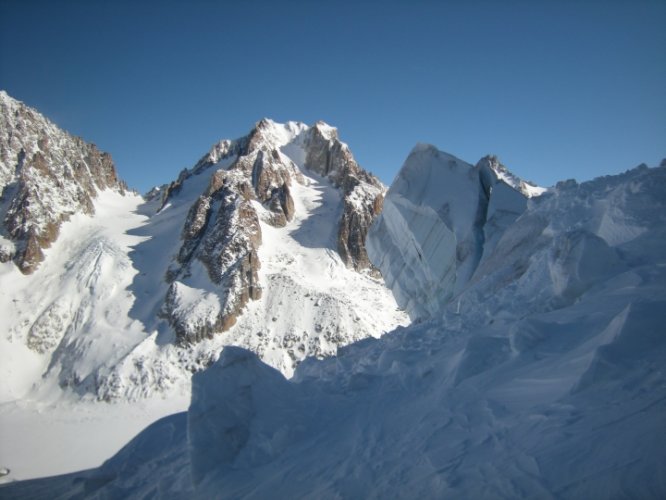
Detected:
left=0, top=91, right=127, bottom=273
left=162, top=118, right=386, bottom=343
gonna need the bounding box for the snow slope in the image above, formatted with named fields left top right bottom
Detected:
left=231, top=170, right=407, bottom=376
left=4, top=161, right=663, bottom=498
left=0, top=190, right=149, bottom=403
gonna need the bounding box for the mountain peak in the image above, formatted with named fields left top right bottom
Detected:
left=0, top=91, right=127, bottom=273
left=476, top=154, right=546, bottom=198
left=254, top=118, right=308, bottom=139
left=370, top=145, right=530, bottom=319
left=126, top=116, right=401, bottom=378
left=407, top=143, right=471, bottom=171
left=312, top=120, right=338, bottom=140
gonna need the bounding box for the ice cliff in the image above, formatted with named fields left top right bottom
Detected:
left=367, top=145, right=530, bottom=319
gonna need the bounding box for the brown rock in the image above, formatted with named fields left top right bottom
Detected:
left=302, top=123, right=386, bottom=272
left=0, top=92, right=127, bottom=274
left=167, top=172, right=263, bottom=344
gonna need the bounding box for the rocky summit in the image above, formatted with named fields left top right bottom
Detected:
left=162, top=118, right=387, bottom=344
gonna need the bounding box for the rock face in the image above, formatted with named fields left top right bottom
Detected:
left=162, top=119, right=388, bottom=344
left=165, top=173, right=264, bottom=343
left=367, top=145, right=532, bottom=320
left=0, top=91, right=126, bottom=273
left=304, top=122, right=385, bottom=271
left=163, top=120, right=302, bottom=343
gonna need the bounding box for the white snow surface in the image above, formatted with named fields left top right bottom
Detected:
left=0, top=189, right=149, bottom=403
left=238, top=172, right=406, bottom=376
left=2, top=161, right=664, bottom=498
left=0, top=395, right=188, bottom=483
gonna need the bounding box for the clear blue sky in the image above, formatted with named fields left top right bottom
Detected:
left=1, top=0, right=664, bottom=193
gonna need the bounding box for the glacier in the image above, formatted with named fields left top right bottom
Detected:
left=3, top=153, right=664, bottom=498
left=367, top=145, right=529, bottom=319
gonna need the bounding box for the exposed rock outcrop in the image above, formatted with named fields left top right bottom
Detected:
left=477, top=154, right=547, bottom=198
left=166, top=172, right=263, bottom=343
left=0, top=91, right=127, bottom=273
left=303, top=122, right=385, bottom=272
left=162, top=119, right=387, bottom=344
left=163, top=121, right=302, bottom=343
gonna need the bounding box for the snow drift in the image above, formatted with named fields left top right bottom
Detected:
left=4, top=155, right=664, bottom=498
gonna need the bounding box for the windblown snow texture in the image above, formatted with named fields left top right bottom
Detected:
left=4, top=158, right=664, bottom=498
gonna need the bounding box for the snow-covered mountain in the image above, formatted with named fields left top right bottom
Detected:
left=160, top=118, right=391, bottom=345
left=0, top=91, right=127, bottom=273
left=5, top=150, right=663, bottom=498
left=0, top=93, right=407, bottom=409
